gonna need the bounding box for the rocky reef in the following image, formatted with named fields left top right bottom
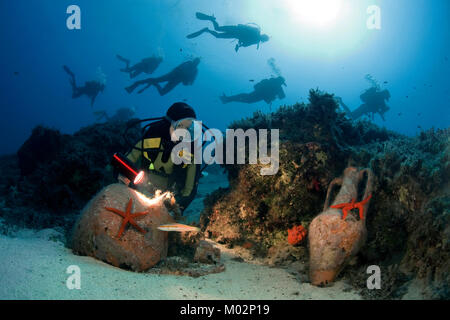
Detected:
left=200, top=89, right=449, bottom=299
left=0, top=109, right=141, bottom=232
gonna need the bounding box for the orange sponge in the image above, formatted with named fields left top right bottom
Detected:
left=288, top=225, right=307, bottom=246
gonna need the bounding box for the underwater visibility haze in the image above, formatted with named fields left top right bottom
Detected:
left=1, top=0, right=449, bottom=154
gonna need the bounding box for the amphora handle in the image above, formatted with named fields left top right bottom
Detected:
left=323, top=168, right=374, bottom=214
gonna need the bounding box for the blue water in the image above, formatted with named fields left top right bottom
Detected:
left=1, top=0, right=449, bottom=155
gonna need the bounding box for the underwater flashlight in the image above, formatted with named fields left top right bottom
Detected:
left=111, top=153, right=145, bottom=185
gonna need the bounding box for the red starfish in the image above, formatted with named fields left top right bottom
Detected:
left=330, top=194, right=372, bottom=220
left=105, top=198, right=150, bottom=239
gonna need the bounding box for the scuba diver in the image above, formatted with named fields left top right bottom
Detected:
left=187, top=12, right=269, bottom=52
left=220, top=76, right=286, bottom=105
left=120, top=102, right=202, bottom=213
left=116, top=54, right=163, bottom=79
left=336, top=87, right=391, bottom=121
left=125, top=58, right=200, bottom=96
left=63, top=65, right=105, bottom=107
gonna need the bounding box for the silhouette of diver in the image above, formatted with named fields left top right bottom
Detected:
left=220, top=76, right=286, bottom=105
left=125, top=58, right=200, bottom=96
left=187, top=12, right=269, bottom=52
left=63, top=66, right=105, bottom=107
left=336, top=87, right=391, bottom=121
left=116, top=55, right=163, bottom=79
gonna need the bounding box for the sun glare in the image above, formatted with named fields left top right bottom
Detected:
left=285, top=0, right=343, bottom=28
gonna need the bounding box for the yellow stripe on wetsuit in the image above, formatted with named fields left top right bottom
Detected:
left=126, top=138, right=197, bottom=198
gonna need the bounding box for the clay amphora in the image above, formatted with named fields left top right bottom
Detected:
left=308, top=167, right=374, bottom=286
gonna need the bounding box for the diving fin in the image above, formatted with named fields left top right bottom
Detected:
left=116, top=54, right=129, bottom=64
left=125, top=83, right=138, bottom=94
left=195, top=12, right=215, bottom=21
left=137, top=83, right=152, bottom=94
left=187, top=27, right=209, bottom=39
left=63, top=65, right=75, bottom=77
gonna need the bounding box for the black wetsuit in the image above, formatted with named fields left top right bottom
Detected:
left=126, top=119, right=201, bottom=212
left=125, top=59, right=200, bottom=96
left=221, top=77, right=286, bottom=105
left=63, top=66, right=104, bottom=106
left=336, top=88, right=390, bottom=121
left=187, top=13, right=268, bottom=52
left=117, top=55, right=163, bottom=79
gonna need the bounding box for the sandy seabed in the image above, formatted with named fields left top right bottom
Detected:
left=0, top=228, right=361, bottom=300
left=0, top=168, right=363, bottom=300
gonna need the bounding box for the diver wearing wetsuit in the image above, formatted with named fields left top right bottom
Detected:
left=124, top=103, right=201, bottom=212
left=116, top=55, right=163, bottom=79
left=63, top=65, right=105, bottom=107
left=220, top=76, right=286, bottom=105
left=125, top=58, right=200, bottom=96
left=336, top=87, right=391, bottom=121
left=187, top=12, right=269, bottom=52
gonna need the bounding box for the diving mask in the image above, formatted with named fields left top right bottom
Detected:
left=171, top=118, right=202, bottom=142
